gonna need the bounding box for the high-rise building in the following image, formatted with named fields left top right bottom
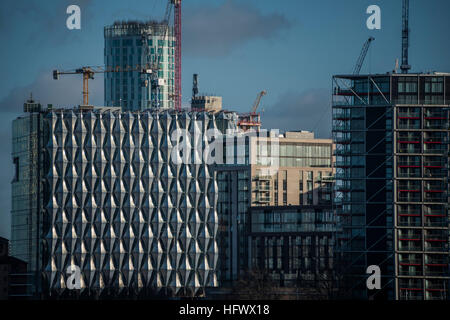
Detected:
left=104, top=21, right=176, bottom=111
left=11, top=102, right=238, bottom=298
left=332, top=72, right=450, bottom=300
left=214, top=130, right=335, bottom=293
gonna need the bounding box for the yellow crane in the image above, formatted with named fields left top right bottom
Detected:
left=53, top=65, right=150, bottom=106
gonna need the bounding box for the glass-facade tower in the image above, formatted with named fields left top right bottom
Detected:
left=332, top=73, right=450, bottom=300
left=104, top=21, right=175, bottom=111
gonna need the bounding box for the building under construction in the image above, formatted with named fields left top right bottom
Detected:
left=332, top=72, right=450, bottom=300
left=104, top=21, right=176, bottom=111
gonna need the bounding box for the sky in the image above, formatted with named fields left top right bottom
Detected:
left=0, top=0, right=450, bottom=238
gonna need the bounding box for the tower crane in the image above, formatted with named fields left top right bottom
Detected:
left=237, top=90, right=267, bottom=132
left=353, top=37, right=375, bottom=75
left=251, top=90, right=267, bottom=114
left=142, top=0, right=182, bottom=110
left=53, top=65, right=148, bottom=106
left=400, top=0, right=411, bottom=73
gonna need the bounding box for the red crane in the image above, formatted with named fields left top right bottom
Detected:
left=173, top=0, right=182, bottom=111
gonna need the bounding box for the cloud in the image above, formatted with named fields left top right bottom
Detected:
left=0, top=0, right=95, bottom=45
left=0, top=70, right=103, bottom=239
left=183, top=0, right=291, bottom=57
left=261, top=88, right=331, bottom=139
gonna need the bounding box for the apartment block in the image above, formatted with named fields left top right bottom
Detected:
left=332, top=72, right=450, bottom=300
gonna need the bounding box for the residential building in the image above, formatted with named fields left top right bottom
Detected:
left=332, top=72, right=450, bottom=300
left=249, top=205, right=335, bottom=297
left=214, top=130, right=336, bottom=295
left=251, top=131, right=334, bottom=207
left=104, top=21, right=176, bottom=111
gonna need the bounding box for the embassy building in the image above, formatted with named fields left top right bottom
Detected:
left=11, top=98, right=239, bottom=298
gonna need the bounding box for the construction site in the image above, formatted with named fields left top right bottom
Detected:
left=3, top=0, right=450, bottom=302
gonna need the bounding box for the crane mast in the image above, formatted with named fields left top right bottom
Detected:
left=400, top=0, right=411, bottom=73
left=173, top=0, right=182, bottom=111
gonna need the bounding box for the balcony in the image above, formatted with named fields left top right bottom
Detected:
left=424, top=144, right=447, bottom=155
left=424, top=119, right=447, bottom=130
left=398, top=243, right=422, bottom=252
left=398, top=195, right=421, bottom=203
left=254, top=195, right=271, bottom=203
left=424, top=167, right=446, bottom=178
left=399, top=259, right=422, bottom=266
left=424, top=269, right=448, bottom=277
left=424, top=194, right=447, bottom=203
left=398, top=145, right=422, bottom=154
left=424, top=217, right=448, bottom=227
left=424, top=244, right=449, bottom=253
left=398, top=119, right=421, bottom=130
left=398, top=167, right=421, bottom=178
left=398, top=160, right=421, bottom=167
left=398, top=217, right=421, bottom=227
left=398, top=112, right=420, bottom=119
left=255, top=184, right=271, bottom=192
left=398, top=269, right=423, bottom=276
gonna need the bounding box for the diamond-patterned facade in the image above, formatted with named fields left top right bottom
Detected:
left=39, top=108, right=237, bottom=297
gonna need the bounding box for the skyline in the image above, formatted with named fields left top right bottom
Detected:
left=1, top=0, right=450, bottom=238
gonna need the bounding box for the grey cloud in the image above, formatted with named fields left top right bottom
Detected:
left=0, top=0, right=95, bottom=45
left=183, top=0, right=291, bottom=57
left=261, top=88, right=332, bottom=139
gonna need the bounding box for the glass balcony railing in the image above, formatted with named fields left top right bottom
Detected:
left=398, top=244, right=422, bottom=251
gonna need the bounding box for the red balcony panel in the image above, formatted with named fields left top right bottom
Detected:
left=424, top=117, right=446, bottom=120
left=400, top=263, right=422, bottom=266
left=399, top=190, right=420, bottom=192
left=399, top=214, right=420, bottom=217
left=425, top=239, right=446, bottom=242
left=398, top=117, right=420, bottom=120
left=399, top=238, right=421, bottom=241
left=424, top=141, right=443, bottom=144
left=398, top=141, right=420, bottom=144
left=399, top=165, right=421, bottom=168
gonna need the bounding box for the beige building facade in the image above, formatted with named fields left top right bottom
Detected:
left=250, top=131, right=334, bottom=207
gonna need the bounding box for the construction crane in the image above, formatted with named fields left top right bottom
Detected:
left=141, top=0, right=173, bottom=110
left=53, top=65, right=149, bottom=106
left=142, top=0, right=181, bottom=110
left=251, top=90, right=267, bottom=113
left=173, top=0, right=182, bottom=111
left=353, top=37, right=375, bottom=75
left=400, top=0, right=411, bottom=73
left=237, top=90, right=267, bottom=132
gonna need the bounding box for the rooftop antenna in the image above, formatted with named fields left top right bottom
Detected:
left=400, top=0, right=411, bottom=73
left=192, top=74, right=198, bottom=99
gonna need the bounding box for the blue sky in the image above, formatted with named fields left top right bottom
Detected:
left=0, top=0, right=449, bottom=238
